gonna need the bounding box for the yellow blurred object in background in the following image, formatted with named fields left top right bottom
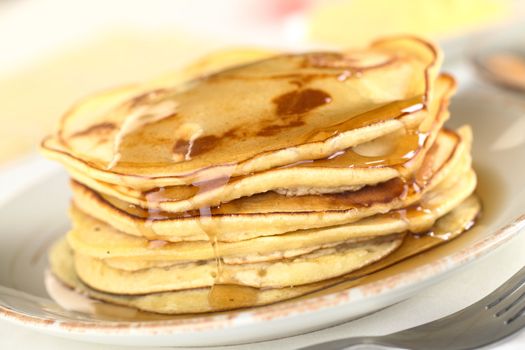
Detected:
left=308, top=0, right=511, bottom=46
left=0, top=31, right=213, bottom=164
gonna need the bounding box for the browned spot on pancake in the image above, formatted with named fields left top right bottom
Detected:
left=172, top=139, right=190, bottom=157
left=171, top=127, right=247, bottom=160
left=330, top=178, right=406, bottom=207
left=173, top=135, right=221, bottom=160
left=273, top=88, right=332, bottom=116
left=191, top=135, right=221, bottom=156
left=253, top=88, right=331, bottom=137
left=256, top=120, right=305, bottom=136
left=222, top=129, right=243, bottom=139
left=70, top=122, right=116, bottom=138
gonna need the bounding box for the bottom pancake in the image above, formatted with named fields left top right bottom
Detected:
left=73, top=235, right=403, bottom=294
left=48, top=195, right=481, bottom=314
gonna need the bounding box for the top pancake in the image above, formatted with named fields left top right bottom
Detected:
left=41, top=37, right=441, bottom=187
left=64, top=74, right=455, bottom=212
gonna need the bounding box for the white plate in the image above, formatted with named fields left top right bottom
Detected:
left=1, top=66, right=525, bottom=347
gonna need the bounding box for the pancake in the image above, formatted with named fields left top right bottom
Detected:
left=74, top=235, right=403, bottom=293
left=49, top=194, right=481, bottom=314
left=41, top=37, right=441, bottom=188
left=67, top=158, right=476, bottom=265
left=69, top=126, right=472, bottom=242
left=64, top=73, right=455, bottom=213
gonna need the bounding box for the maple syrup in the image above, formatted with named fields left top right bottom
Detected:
left=187, top=165, right=256, bottom=308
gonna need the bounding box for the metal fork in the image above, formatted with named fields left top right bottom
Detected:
left=300, top=266, right=525, bottom=350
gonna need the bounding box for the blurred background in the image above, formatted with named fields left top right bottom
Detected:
left=0, top=0, right=524, bottom=165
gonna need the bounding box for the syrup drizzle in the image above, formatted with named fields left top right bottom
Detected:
left=143, top=187, right=168, bottom=240
left=141, top=167, right=258, bottom=308
left=188, top=166, right=259, bottom=308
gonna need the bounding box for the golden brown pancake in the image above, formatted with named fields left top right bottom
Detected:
left=63, top=73, right=455, bottom=213
left=74, top=235, right=403, bottom=293
left=41, top=37, right=441, bottom=188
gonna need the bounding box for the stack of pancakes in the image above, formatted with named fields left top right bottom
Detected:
left=42, top=37, right=481, bottom=314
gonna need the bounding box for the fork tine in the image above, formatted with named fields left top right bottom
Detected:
left=486, top=266, right=525, bottom=310
left=495, top=288, right=525, bottom=317
left=505, top=301, right=525, bottom=324
left=500, top=307, right=525, bottom=345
